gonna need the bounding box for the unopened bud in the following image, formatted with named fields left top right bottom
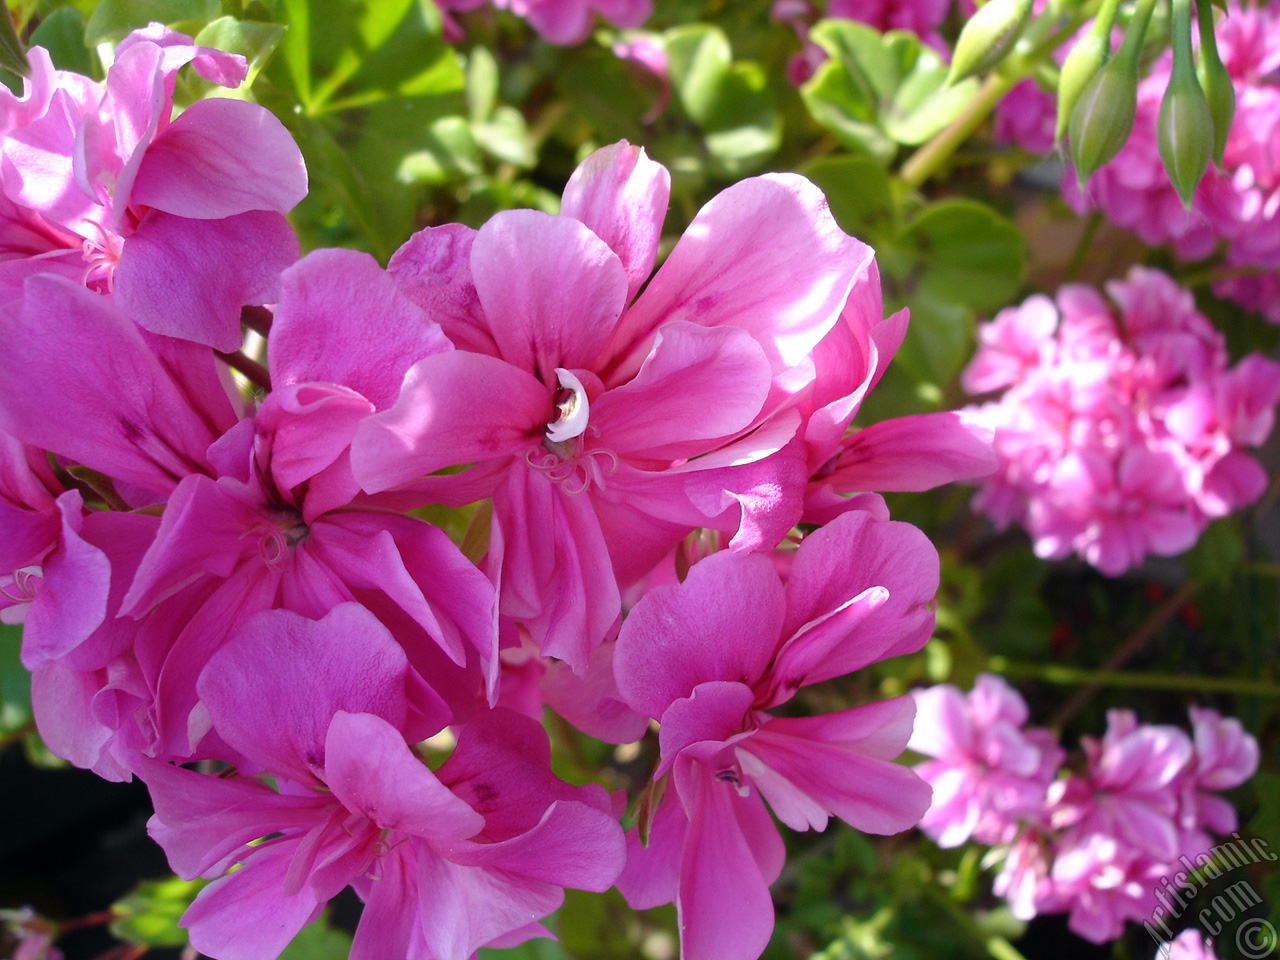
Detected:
left=1195, top=0, right=1235, bottom=166
left=1055, top=31, right=1110, bottom=144
left=948, top=0, right=1034, bottom=85
left=1068, top=56, right=1138, bottom=185
left=1159, top=67, right=1214, bottom=207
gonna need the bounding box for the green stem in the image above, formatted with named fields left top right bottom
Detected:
left=991, top=658, right=1280, bottom=698
left=1064, top=211, right=1101, bottom=281
left=899, top=71, right=1022, bottom=189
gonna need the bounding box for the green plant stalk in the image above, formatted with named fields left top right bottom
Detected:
left=899, top=0, right=1102, bottom=189
left=990, top=658, right=1280, bottom=698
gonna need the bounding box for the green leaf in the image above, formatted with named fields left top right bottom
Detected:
left=0, top=1, right=29, bottom=78
left=664, top=24, right=732, bottom=126
left=901, top=198, right=1025, bottom=312
left=193, top=16, right=286, bottom=80
left=472, top=105, right=534, bottom=168
left=85, top=0, right=221, bottom=44
left=466, top=45, right=498, bottom=123
left=110, top=876, right=207, bottom=949
left=886, top=47, right=979, bottom=145
left=555, top=49, right=648, bottom=145
left=892, top=288, right=973, bottom=387
left=29, top=7, right=92, bottom=77
left=702, top=62, right=779, bottom=173
left=798, top=155, right=893, bottom=235
left=800, top=55, right=893, bottom=161
left=0, top=623, right=31, bottom=735
left=396, top=114, right=481, bottom=184
left=278, top=916, right=353, bottom=960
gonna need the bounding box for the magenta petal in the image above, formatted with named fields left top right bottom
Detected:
left=614, top=551, right=783, bottom=720
left=612, top=174, right=866, bottom=374
left=471, top=209, right=628, bottom=382
left=591, top=322, right=771, bottom=460
left=781, top=510, right=939, bottom=681
left=198, top=604, right=418, bottom=785
left=0, top=275, right=220, bottom=493
left=616, top=787, right=687, bottom=910
left=388, top=224, right=496, bottom=356
left=561, top=142, right=669, bottom=303
left=742, top=707, right=931, bottom=834
left=131, top=97, right=306, bottom=218
left=182, top=840, right=325, bottom=960
left=20, top=492, right=110, bottom=670
left=324, top=712, right=485, bottom=842
left=255, top=385, right=371, bottom=514
left=270, top=249, right=452, bottom=410
left=115, top=209, right=300, bottom=352
left=827, top=412, right=997, bottom=493
left=353, top=351, right=548, bottom=492
left=657, top=681, right=754, bottom=772
left=677, top=767, right=776, bottom=960
left=540, top=641, right=649, bottom=745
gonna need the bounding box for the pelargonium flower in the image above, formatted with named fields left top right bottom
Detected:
left=354, top=140, right=875, bottom=671
left=1066, top=1, right=1280, bottom=323
left=434, top=0, right=652, bottom=45
left=0, top=24, right=307, bottom=349
left=909, top=673, right=1063, bottom=847
left=142, top=603, right=624, bottom=960
left=1158, top=929, right=1219, bottom=960
left=612, top=509, right=937, bottom=960
left=962, top=267, right=1280, bottom=574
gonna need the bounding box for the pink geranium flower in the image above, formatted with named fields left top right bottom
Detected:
left=142, top=604, right=623, bottom=960
left=354, top=140, right=872, bottom=671
left=612, top=509, right=937, bottom=960
left=0, top=25, right=307, bottom=349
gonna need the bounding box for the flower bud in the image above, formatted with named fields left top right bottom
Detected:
left=948, top=0, right=1034, bottom=86
left=1158, top=66, right=1214, bottom=208
left=1195, top=0, right=1235, bottom=167
left=1055, top=30, right=1110, bottom=145
left=1067, top=56, right=1138, bottom=186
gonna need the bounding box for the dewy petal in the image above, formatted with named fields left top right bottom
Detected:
left=606, top=174, right=866, bottom=377
left=197, top=604, right=420, bottom=785
left=589, top=322, right=771, bottom=460
left=0, top=275, right=223, bottom=494
left=115, top=209, right=300, bottom=352
left=352, top=351, right=549, bottom=493
left=130, top=97, right=307, bottom=218
left=614, top=550, right=784, bottom=720
left=471, top=209, right=628, bottom=383
left=560, top=141, right=670, bottom=304
left=323, top=712, right=485, bottom=843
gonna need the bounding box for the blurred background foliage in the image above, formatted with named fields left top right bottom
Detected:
left=0, top=0, right=1276, bottom=958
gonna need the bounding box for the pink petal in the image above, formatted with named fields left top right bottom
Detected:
left=131, top=97, right=306, bottom=218
left=471, top=209, right=628, bottom=383
left=827, top=412, right=997, bottom=493
left=560, top=141, right=669, bottom=303
left=614, top=550, right=783, bottom=720
left=590, top=322, right=771, bottom=460
left=388, top=224, right=495, bottom=355
left=352, top=351, right=549, bottom=492
left=270, top=249, right=452, bottom=410
left=115, top=209, right=300, bottom=352
left=656, top=680, right=754, bottom=773
left=607, top=174, right=867, bottom=376
left=197, top=604, right=422, bottom=785
left=324, top=712, right=485, bottom=842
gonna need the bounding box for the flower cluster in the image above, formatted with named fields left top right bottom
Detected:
left=1066, top=1, right=1280, bottom=323
left=0, top=25, right=1001, bottom=960
left=910, top=675, right=1260, bottom=943
left=962, top=266, right=1280, bottom=575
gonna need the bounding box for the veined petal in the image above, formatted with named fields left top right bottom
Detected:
left=826, top=411, right=997, bottom=493
left=471, top=209, right=628, bottom=383
left=561, top=141, right=669, bottom=304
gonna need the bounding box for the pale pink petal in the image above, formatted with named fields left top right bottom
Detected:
left=388, top=224, right=495, bottom=355
left=827, top=412, right=997, bottom=493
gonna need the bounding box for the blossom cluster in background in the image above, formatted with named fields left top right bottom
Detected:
left=962, top=266, right=1280, bottom=575
left=910, top=674, right=1260, bottom=943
